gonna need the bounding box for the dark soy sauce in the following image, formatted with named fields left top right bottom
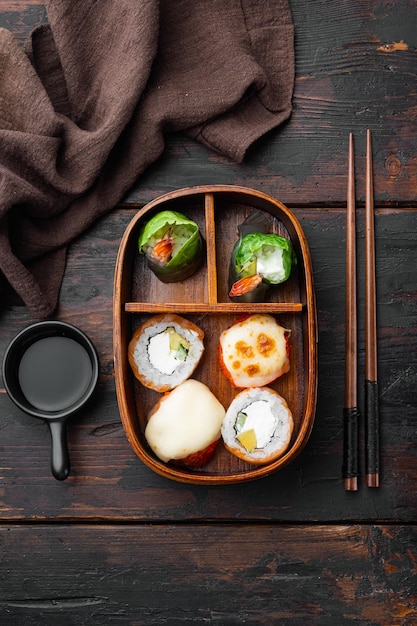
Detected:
left=18, top=336, right=93, bottom=412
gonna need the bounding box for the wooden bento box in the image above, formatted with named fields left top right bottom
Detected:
left=113, top=185, right=318, bottom=484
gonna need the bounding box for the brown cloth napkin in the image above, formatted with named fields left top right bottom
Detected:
left=0, top=0, right=294, bottom=319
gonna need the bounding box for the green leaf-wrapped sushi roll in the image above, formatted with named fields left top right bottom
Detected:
left=138, top=210, right=205, bottom=283
left=229, top=229, right=297, bottom=302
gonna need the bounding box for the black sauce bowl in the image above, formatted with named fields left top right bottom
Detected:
left=2, top=321, right=99, bottom=480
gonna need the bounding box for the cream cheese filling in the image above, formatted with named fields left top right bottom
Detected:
left=235, top=400, right=277, bottom=449
left=147, top=330, right=182, bottom=375
left=256, top=247, right=285, bottom=283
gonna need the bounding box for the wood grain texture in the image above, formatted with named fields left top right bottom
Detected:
left=0, top=1, right=45, bottom=44
left=1, top=3, right=417, bottom=619
left=1, top=1, right=416, bottom=204
left=127, top=0, right=417, bottom=205
left=0, top=524, right=416, bottom=625
left=113, top=187, right=317, bottom=485
left=343, top=133, right=359, bottom=491
left=0, top=207, right=416, bottom=522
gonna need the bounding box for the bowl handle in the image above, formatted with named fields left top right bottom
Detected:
left=48, top=420, right=70, bottom=481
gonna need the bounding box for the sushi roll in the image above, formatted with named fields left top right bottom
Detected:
left=128, top=313, right=204, bottom=392
left=138, top=210, right=205, bottom=282
left=221, top=387, right=294, bottom=465
left=219, top=314, right=290, bottom=388
left=145, top=379, right=226, bottom=467
left=229, top=231, right=296, bottom=301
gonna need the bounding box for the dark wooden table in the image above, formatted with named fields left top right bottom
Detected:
left=1, top=2, right=416, bottom=624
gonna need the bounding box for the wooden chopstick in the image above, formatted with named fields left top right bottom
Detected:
left=365, top=129, right=380, bottom=487
left=343, top=133, right=359, bottom=491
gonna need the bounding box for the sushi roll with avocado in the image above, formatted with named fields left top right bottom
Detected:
left=138, top=210, right=205, bottom=282
left=128, top=314, right=204, bottom=392
left=221, top=387, right=294, bottom=465
left=229, top=229, right=296, bottom=302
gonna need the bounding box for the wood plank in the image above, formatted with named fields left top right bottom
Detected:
left=125, top=0, right=417, bottom=206
left=0, top=524, right=416, bottom=624
left=0, top=207, right=416, bottom=522
left=0, top=2, right=45, bottom=44
left=1, top=2, right=417, bottom=204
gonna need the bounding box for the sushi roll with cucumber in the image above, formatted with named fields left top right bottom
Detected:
left=128, top=314, right=204, bottom=392
left=229, top=227, right=296, bottom=301
left=138, top=210, right=205, bottom=283
left=221, top=387, right=294, bottom=465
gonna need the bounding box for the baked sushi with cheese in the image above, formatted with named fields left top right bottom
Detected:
left=138, top=210, right=205, bottom=283
left=128, top=314, right=204, bottom=392
left=219, top=314, right=290, bottom=388
left=221, top=387, right=294, bottom=465
left=145, top=379, right=226, bottom=467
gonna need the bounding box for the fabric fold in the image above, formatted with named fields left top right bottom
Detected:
left=0, top=0, right=294, bottom=319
